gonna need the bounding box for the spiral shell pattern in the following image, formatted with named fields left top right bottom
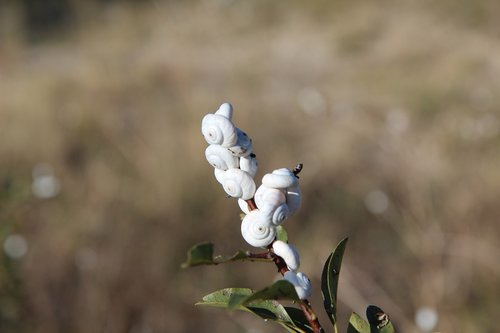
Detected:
left=222, top=168, right=256, bottom=200
left=271, top=203, right=289, bottom=225
left=241, top=210, right=276, bottom=248
left=205, top=145, right=239, bottom=170
left=201, top=114, right=238, bottom=147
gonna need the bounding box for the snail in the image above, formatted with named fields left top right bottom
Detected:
left=262, top=168, right=298, bottom=189
left=254, top=185, right=286, bottom=210
left=214, top=168, right=226, bottom=185
left=270, top=203, right=289, bottom=225
left=254, top=185, right=289, bottom=225
left=222, top=168, right=256, bottom=200
left=283, top=271, right=312, bottom=300
left=272, top=240, right=300, bottom=271
left=241, top=210, right=276, bottom=248
left=205, top=144, right=239, bottom=170
left=201, top=114, right=238, bottom=147
left=239, top=154, right=258, bottom=178
left=228, top=129, right=253, bottom=157
left=215, top=102, right=233, bottom=120
left=285, top=185, right=301, bottom=216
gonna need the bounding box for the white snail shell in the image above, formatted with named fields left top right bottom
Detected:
left=285, top=185, right=301, bottom=215
left=228, top=129, right=253, bottom=157
left=201, top=114, right=238, bottom=147
left=284, top=271, right=312, bottom=300
left=271, top=203, right=289, bottom=225
left=214, top=168, right=226, bottom=185
left=262, top=168, right=298, bottom=189
left=205, top=145, right=239, bottom=170
left=222, top=168, right=256, bottom=200
left=241, top=210, right=276, bottom=248
left=238, top=198, right=251, bottom=214
left=240, top=154, right=258, bottom=178
left=254, top=185, right=286, bottom=210
left=272, top=240, right=300, bottom=271
left=215, top=102, right=233, bottom=120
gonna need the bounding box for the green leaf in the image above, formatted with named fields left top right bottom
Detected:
left=366, top=305, right=395, bottom=333
left=347, top=312, right=370, bottom=333
left=181, top=242, right=214, bottom=268
left=228, top=280, right=300, bottom=309
left=284, top=306, right=314, bottom=332
left=276, top=225, right=288, bottom=242
left=181, top=242, right=272, bottom=268
left=197, top=288, right=310, bottom=332
left=321, top=237, right=348, bottom=332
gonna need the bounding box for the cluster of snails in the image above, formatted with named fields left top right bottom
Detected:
left=201, top=103, right=311, bottom=300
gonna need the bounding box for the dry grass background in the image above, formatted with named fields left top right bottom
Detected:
left=1, top=1, right=500, bottom=332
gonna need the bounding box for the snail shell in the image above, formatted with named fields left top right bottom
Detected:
left=285, top=185, right=301, bottom=215
left=241, top=210, right=276, bottom=248
left=222, top=168, right=256, bottom=200
left=262, top=168, right=298, bottom=189
left=240, top=154, right=258, bottom=178
left=272, top=240, right=300, bottom=271
left=254, top=185, right=286, bottom=210
left=201, top=114, right=238, bottom=147
left=205, top=145, right=239, bottom=170
left=238, top=198, right=251, bottom=214
left=271, top=203, right=289, bottom=225
left=215, top=102, right=233, bottom=120
left=228, top=129, right=253, bottom=157
left=284, top=271, right=312, bottom=300
left=214, top=168, right=226, bottom=185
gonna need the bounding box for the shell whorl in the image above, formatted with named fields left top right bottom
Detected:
left=284, top=271, right=312, bottom=300
left=222, top=168, right=256, bottom=200
left=240, top=154, right=258, bottom=178
left=262, top=168, right=298, bottom=189
left=272, top=240, right=300, bottom=271
left=241, top=210, right=276, bottom=248
left=214, top=168, right=226, bottom=185
left=271, top=203, right=289, bottom=225
left=254, top=186, right=286, bottom=210
left=205, top=145, right=239, bottom=170
left=228, top=129, right=253, bottom=157
left=201, top=114, right=238, bottom=147
left=215, top=102, right=233, bottom=120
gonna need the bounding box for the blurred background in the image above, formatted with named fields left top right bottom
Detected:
left=1, top=0, right=499, bottom=332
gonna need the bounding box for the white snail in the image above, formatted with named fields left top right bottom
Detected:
left=241, top=210, right=276, bottom=248
left=215, top=102, right=233, bottom=120
left=228, top=129, right=253, bottom=157
left=285, top=185, right=301, bottom=216
left=270, top=203, right=289, bottom=225
left=240, top=154, right=258, bottom=178
left=214, top=168, right=226, bottom=185
left=222, top=168, right=256, bottom=200
left=262, top=168, right=298, bottom=189
left=254, top=185, right=286, bottom=210
left=205, top=145, right=239, bottom=170
left=272, top=240, right=300, bottom=271
left=238, top=198, right=251, bottom=214
left=201, top=114, right=238, bottom=147
left=283, top=271, right=312, bottom=300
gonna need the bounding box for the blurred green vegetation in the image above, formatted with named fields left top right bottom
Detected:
left=0, top=1, right=499, bottom=332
